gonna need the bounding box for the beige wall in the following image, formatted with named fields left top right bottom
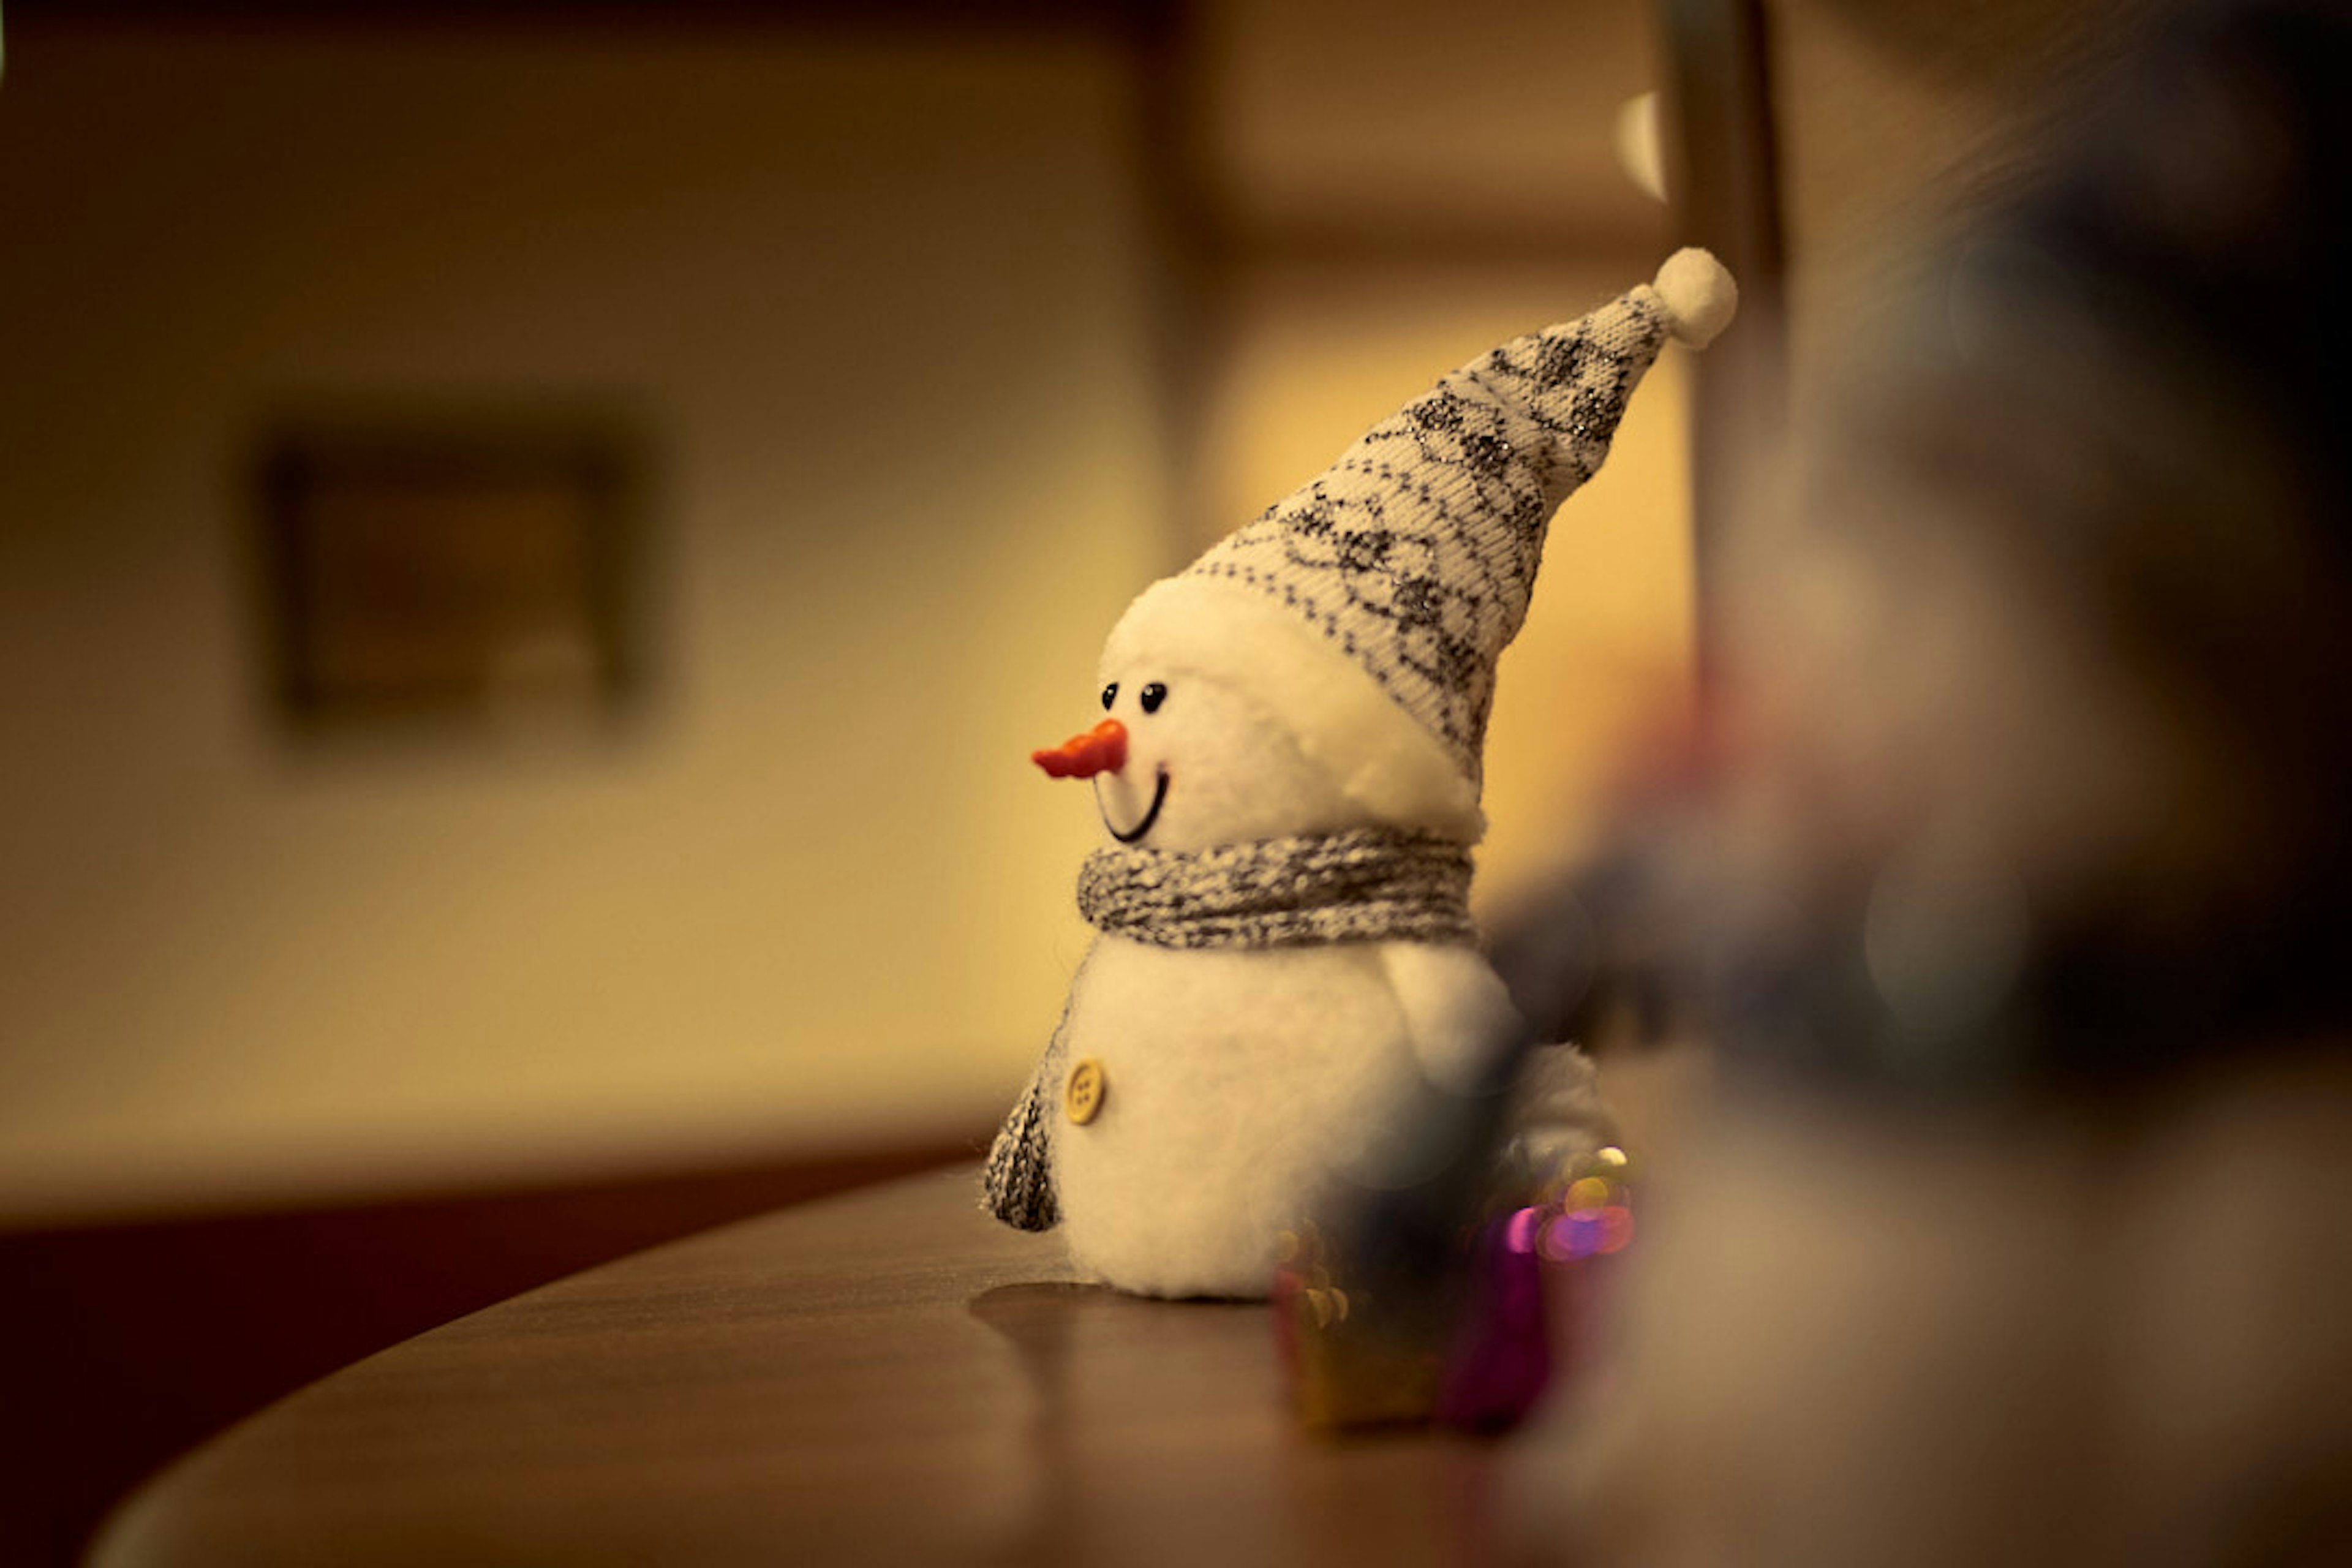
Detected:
left=0, top=24, right=1169, bottom=1219
left=0, top=13, right=1697, bottom=1223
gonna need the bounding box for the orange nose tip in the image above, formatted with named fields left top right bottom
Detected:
left=1033, top=718, right=1128, bottom=780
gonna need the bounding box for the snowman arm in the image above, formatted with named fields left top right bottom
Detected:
left=1376, top=942, right=1526, bottom=1093
left=1376, top=943, right=1616, bottom=1190
left=981, top=958, right=1084, bottom=1233
left=981, top=1060, right=1060, bottom=1232
left=1499, top=1042, right=1616, bottom=1193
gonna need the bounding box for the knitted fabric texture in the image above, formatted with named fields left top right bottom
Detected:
left=981, top=970, right=1077, bottom=1232
left=980, top=1061, right=1060, bottom=1232
left=1077, top=827, right=1478, bottom=951
left=1185, top=287, right=1674, bottom=781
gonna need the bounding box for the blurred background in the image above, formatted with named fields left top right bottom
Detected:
left=0, top=0, right=1692, bottom=1232
left=0, top=0, right=2199, bottom=1562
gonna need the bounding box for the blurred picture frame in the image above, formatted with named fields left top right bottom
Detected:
left=254, top=410, right=650, bottom=734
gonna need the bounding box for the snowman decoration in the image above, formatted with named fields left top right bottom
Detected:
left=984, top=251, right=1736, bottom=1299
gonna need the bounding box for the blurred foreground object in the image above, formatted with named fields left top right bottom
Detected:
left=1525, top=1, right=2352, bottom=1562
left=1276, top=1143, right=1634, bottom=1431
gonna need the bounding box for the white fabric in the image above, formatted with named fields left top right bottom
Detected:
left=1653, top=247, right=1738, bottom=349
left=1101, top=576, right=1485, bottom=844
left=1052, top=935, right=1604, bottom=1299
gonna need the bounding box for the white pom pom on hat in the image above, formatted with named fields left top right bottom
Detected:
left=1652, top=246, right=1739, bottom=349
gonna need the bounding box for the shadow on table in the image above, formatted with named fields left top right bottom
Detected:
left=967, top=1280, right=1516, bottom=1567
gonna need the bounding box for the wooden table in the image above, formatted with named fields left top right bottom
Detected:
left=93, top=1164, right=1553, bottom=1567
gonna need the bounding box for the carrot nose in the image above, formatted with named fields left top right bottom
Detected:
left=1033, top=718, right=1127, bottom=780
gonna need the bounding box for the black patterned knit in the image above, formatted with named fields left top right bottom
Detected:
left=1186, top=289, right=1672, bottom=780
left=1076, top=828, right=1477, bottom=951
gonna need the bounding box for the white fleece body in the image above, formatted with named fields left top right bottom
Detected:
left=1052, top=933, right=1539, bottom=1299
left=1101, top=578, right=1485, bottom=845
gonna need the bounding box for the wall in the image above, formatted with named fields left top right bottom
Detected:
left=0, top=21, right=1169, bottom=1219
left=0, top=7, right=1700, bottom=1227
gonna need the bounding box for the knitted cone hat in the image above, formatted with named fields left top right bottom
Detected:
left=1104, top=247, right=1735, bottom=842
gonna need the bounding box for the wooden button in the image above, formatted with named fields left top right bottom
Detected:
left=1064, top=1058, right=1106, bottom=1125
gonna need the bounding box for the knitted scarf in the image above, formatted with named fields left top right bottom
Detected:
left=1076, top=827, right=1477, bottom=950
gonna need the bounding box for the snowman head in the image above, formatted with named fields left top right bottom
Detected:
left=1070, top=669, right=1360, bottom=853
left=1031, top=251, right=1735, bottom=853
left=1033, top=576, right=1484, bottom=851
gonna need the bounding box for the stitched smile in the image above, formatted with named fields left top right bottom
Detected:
left=1104, top=769, right=1170, bottom=844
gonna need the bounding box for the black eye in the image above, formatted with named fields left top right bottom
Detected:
left=1100, top=682, right=1118, bottom=710
left=1139, top=682, right=1168, bottom=714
